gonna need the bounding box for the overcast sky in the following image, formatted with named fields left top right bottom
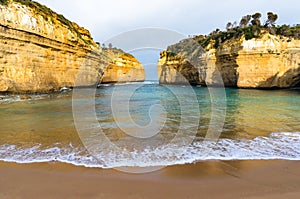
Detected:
left=36, top=0, right=300, bottom=80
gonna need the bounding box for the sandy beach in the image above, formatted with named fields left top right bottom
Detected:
left=0, top=160, right=300, bottom=199
left=1, top=1, right=300, bottom=199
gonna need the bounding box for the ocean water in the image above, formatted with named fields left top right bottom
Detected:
left=0, top=81, right=299, bottom=168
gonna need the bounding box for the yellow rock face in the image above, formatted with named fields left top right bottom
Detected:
left=236, top=34, right=300, bottom=88
left=101, top=51, right=145, bottom=83
left=158, top=32, right=300, bottom=88
left=0, top=1, right=145, bottom=93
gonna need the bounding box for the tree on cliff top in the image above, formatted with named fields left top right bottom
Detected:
left=196, top=12, right=300, bottom=49
left=226, top=22, right=233, bottom=31
left=239, top=15, right=252, bottom=28
left=252, top=12, right=262, bottom=20
left=265, top=12, right=278, bottom=27
left=251, top=12, right=262, bottom=26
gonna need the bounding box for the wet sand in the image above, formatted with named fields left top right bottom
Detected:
left=0, top=160, right=300, bottom=199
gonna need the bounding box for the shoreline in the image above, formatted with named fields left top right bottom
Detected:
left=0, top=83, right=299, bottom=96
left=1, top=160, right=300, bottom=198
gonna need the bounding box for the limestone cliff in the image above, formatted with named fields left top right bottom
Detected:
left=0, top=0, right=145, bottom=93
left=158, top=32, right=300, bottom=88
left=101, top=49, right=145, bottom=83
left=158, top=38, right=205, bottom=85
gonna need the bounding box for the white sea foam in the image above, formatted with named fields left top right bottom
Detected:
left=0, top=93, right=67, bottom=104
left=0, top=132, right=300, bottom=168
left=99, top=81, right=158, bottom=87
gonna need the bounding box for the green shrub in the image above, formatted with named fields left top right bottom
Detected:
left=0, top=0, right=8, bottom=5
left=166, top=51, right=177, bottom=57
left=196, top=12, right=299, bottom=50
left=2, top=0, right=91, bottom=45
left=276, top=24, right=300, bottom=39
left=243, top=26, right=260, bottom=40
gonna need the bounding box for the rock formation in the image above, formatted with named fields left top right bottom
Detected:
left=0, top=0, right=145, bottom=93
left=101, top=49, right=145, bottom=83
left=158, top=32, right=300, bottom=88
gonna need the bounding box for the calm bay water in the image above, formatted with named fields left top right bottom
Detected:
left=0, top=82, right=299, bottom=168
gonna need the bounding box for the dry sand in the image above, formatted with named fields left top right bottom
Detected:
left=0, top=160, right=300, bottom=199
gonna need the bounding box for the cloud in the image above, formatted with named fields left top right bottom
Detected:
left=37, top=0, right=300, bottom=42
left=34, top=0, right=300, bottom=80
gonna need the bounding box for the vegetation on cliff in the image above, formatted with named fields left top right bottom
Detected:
left=0, top=0, right=94, bottom=45
left=159, top=12, right=300, bottom=88
left=194, top=12, right=300, bottom=49
left=0, top=0, right=145, bottom=93
left=102, top=47, right=135, bottom=60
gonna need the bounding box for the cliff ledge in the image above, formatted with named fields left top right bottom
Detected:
left=0, top=0, right=145, bottom=93
left=158, top=31, right=300, bottom=88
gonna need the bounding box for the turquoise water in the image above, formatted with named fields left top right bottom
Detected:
left=0, top=82, right=299, bottom=168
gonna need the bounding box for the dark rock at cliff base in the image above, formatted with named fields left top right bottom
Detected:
left=158, top=32, right=300, bottom=89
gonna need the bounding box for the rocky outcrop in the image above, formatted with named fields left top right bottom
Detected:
left=158, top=32, right=300, bottom=88
left=158, top=39, right=205, bottom=85
left=0, top=0, right=145, bottom=93
left=101, top=49, right=145, bottom=83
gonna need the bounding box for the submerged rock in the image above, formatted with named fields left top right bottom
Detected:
left=59, top=87, right=72, bottom=93
left=20, top=95, right=31, bottom=100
